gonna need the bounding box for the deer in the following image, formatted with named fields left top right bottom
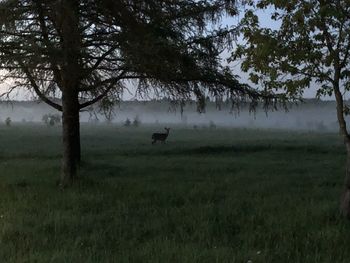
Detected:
left=152, top=127, right=170, bottom=144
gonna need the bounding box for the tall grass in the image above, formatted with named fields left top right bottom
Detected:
left=0, top=123, right=348, bottom=262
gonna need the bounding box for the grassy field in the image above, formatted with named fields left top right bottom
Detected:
left=0, top=123, right=349, bottom=262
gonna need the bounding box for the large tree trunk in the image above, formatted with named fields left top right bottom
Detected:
left=340, top=142, right=350, bottom=218
left=59, top=0, right=81, bottom=186
left=75, top=119, right=81, bottom=165
left=60, top=89, right=80, bottom=187
left=333, top=76, right=350, bottom=218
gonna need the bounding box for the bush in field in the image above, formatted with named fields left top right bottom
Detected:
left=209, top=120, right=216, bottom=129
left=42, top=114, right=50, bottom=126
left=124, top=118, right=131, bottom=127
left=42, top=113, right=61, bottom=126
left=133, top=116, right=141, bottom=127
left=5, top=117, right=11, bottom=126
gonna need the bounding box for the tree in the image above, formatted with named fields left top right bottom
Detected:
left=234, top=0, right=350, bottom=218
left=42, top=113, right=61, bottom=126
left=0, top=0, right=279, bottom=186
left=124, top=118, right=131, bottom=127
left=5, top=116, right=11, bottom=126
left=133, top=116, right=141, bottom=127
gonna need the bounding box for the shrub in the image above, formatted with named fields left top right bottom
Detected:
left=124, top=118, right=131, bottom=127
left=133, top=116, right=141, bottom=127
left=5, top=117, right=11, bottom=126
left=42, top=113, right=61, bottom=126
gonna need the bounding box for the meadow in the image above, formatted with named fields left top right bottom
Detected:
left=0, top=123, right=349, bottom=262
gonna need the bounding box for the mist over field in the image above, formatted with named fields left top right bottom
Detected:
left=0, top=99, right=342, bottom=132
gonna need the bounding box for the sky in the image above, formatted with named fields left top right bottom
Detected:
left=0, top=7, right=327, bottom=101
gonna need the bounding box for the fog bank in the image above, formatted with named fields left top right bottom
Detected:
left=0, top=100, right=342, bottom=132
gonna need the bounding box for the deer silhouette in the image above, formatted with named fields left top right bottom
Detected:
left=152, top=127, right=170, bottom=144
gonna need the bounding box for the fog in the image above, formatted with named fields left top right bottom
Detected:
left=0, top=100, right=342, bottom=132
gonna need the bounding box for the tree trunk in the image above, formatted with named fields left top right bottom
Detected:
left=59, top=0, right=81, bottom=186
left=331, top=64, right=350, bottom=219
left=341, top=142, right=350, bottom=218
left=60, top=89, right=80, bottom=187
left=75, top=120, right=81, bottom=165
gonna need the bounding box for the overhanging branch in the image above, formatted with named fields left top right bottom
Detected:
left=17, top=59, right=63, bottom=111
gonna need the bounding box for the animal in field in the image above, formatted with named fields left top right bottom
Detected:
left=151, top=127, right=170, bottom=144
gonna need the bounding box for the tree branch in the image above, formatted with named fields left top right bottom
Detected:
left=17, top=59, right=63, bottom=111
left=35, top=1, right=63, bottom=89
left=85, top=46, right=118, bottom=76
left=79, top=83, right=116, bottom=109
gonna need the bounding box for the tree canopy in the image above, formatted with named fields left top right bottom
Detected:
left=235, top=0, right=350, bottom=98
left=0, top=0, right=271, bottom=111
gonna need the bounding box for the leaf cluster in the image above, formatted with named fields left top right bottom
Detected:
left=233, top=0, right=350, bottom=98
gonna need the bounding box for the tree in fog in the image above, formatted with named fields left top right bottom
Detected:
left=234, top=0, right=350, bottom=218
left=0, top=0, right=279, bottom=186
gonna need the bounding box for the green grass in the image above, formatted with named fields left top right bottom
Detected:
left=0, top=123, right=349, bottom=262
